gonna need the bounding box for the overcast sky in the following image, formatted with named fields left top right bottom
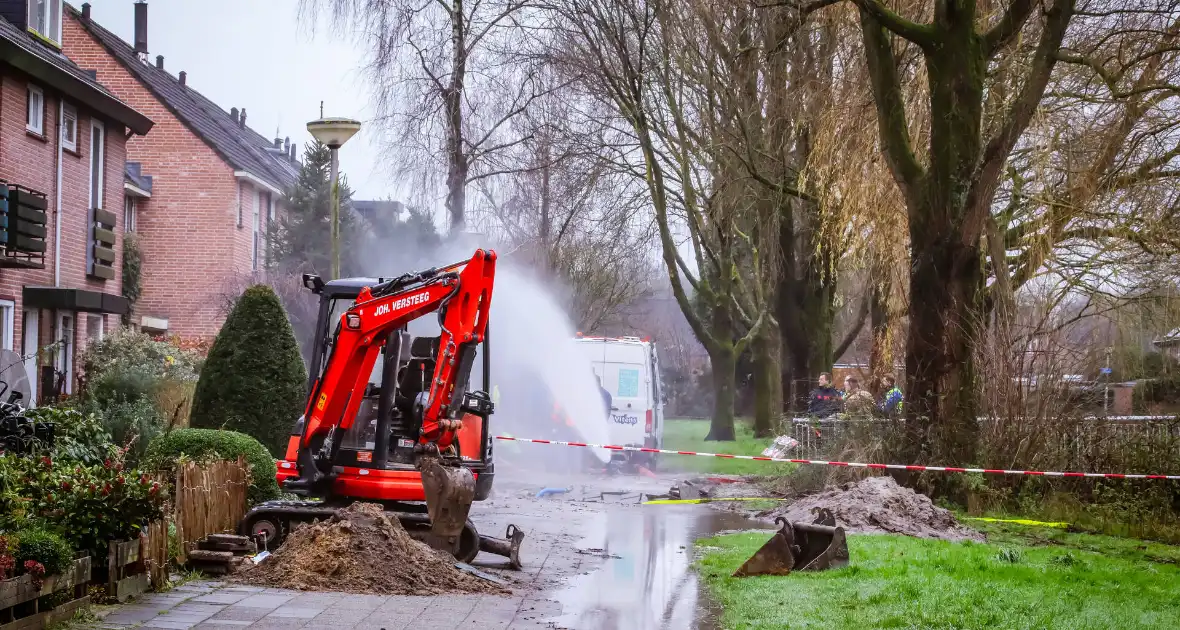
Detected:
left=85, top=0, right=400, bottom=203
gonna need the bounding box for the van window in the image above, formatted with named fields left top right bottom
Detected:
left=617, top=367, right=640, bottom=397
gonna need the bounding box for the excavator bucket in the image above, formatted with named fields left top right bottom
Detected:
left=419, top=455, right=476, bottom=547
left=732, top=508, right=849, bottom=577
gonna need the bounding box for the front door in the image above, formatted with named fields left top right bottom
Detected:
left=55, top=312, right=73, bottom=396
left=22, top=309, right=38, bottom=404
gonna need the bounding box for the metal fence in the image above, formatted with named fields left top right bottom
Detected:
left=786, top=416, right=1180, bottom=471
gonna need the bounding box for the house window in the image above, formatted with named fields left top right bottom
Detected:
left=22, top=309, right=39, bottom=404
left=27, top=0, right=62, bottom=45
left=61, top=103, right=77, bottom=151
left=26, top=85, right=43, bottom=135
left=90, top=120, right=105, bottom=209
left=124, top=196, right=137, bottom=232
left=0, top=300, right=13, bottom=352
left=87, top=314, right=104, bottom=344
left=55, top=312, right=73, bottom=396
left=252, top=190, right=261, bottom=270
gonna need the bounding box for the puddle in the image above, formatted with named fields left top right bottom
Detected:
left=548, top=507, right=773, bottom=629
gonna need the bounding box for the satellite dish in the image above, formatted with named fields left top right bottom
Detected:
left=0, top=349, right=34, bottom=407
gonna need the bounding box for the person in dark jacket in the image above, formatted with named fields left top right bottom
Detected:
left=808, top=372, right=842, bottom=418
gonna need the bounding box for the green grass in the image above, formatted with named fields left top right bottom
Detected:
left=697, top=529, right=1180, bottom=629
left=661, top=418, right=794, bottom=476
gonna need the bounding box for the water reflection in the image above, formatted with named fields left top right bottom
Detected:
left=550, top=507, right=772, bottom=630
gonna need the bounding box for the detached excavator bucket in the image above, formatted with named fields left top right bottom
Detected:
left=732, top=508, right=849, bottom=577
left=419, top=455, right=476, bottom=546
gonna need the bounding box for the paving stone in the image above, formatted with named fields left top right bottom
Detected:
left=192, top=623, right=255, bottom=630
left=336, top=594, right=387, bottom=610
left=234, top=594, right=294, bottom=609
left=140, top=621, right=198, bottom=630
left=265, top=607, right=325, bottom=619
left=209, top=607, right=274, bottom=623
left=189, top=592, right=251, bottom=605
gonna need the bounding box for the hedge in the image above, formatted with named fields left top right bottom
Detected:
left=13, top=527, right=74, bottom=577
left=189, top=285, right=307, bottom=456
left=143, top=429, right=280, bottom=505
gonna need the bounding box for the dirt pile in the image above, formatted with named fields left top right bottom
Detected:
left=235, top=503, right=508, bottom=595
left=759, top=476, right=983, bottom=542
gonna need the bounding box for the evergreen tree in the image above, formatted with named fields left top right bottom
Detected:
left=190, top=285, right=307, bottom=456
left=269, top=140, right=358, bottom=276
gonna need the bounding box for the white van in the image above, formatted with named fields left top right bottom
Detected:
left=574, top=335, right=665, bottom=469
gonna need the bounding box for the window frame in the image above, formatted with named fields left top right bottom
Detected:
left=26, top=84, right=43, bottom=135
left=27, top=0, right=63, bottom=46
left=55, top=311, right=73, bottom=396
left=61, top=102, right=77, bottom=151
left=252, top=189, right=262, bottom=270
left=89, top=119, right=105, bottom=210
left=0, top=300, right=14, bottom=352
left=124, top=196, right=137, bottom=233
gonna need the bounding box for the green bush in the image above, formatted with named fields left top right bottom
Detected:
left=189, top=285, right=306, bottom=456
left=3, top=454, right=167, bottom=556
left=81, top=329, right=201, bottom=385
left=13, top=527, right=73, bottom=576
left=86, top=397, right=166, bottom=464
left=143, top=428, right=280, bottom=505
left=24, top=406, right=118, bottom=467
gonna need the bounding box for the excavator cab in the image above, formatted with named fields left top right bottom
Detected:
left=278, top=276, right=495, bottom=501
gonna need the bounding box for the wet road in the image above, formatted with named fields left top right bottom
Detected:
left=473, top=465, right=774, bottom=629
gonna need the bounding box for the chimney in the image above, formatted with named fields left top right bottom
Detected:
left=273, top=137, right=282, bottom=149
left=155, top=55, right=164, bottom=69
left=133, top=2, right=148, bottom=54
left=230, top=107, right=239, bottom=124
left=178, top=71, right=186, bottom=86
left=283, top=136, right=290, bottom=153
left=81, top=3, right=91, bottom=19
left=239, top=108, right=247, bottom=129
left=289, top=143, right=297, bottom=161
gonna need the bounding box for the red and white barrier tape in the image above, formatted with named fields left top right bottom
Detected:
left=493, top=436, right=1180, bottom=480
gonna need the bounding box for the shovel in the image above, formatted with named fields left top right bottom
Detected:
left=733, top=508, right=849, bottom=577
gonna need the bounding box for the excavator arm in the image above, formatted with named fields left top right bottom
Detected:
left=287, top=249, right=496, bottom=498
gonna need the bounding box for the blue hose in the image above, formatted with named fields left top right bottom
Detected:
left=536, top=487, right=570, bottom=498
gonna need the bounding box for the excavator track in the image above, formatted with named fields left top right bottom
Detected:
left=239, top=500, right=481, bottom=564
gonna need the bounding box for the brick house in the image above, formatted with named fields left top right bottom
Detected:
left=0, top=0, right=153, bottom=401
left=63, top=2, right=299, bottom=339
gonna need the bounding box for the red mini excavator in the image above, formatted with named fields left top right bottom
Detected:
left=239, top=249, right=523, bottom=567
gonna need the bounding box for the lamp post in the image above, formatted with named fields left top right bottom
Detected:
left=306, top=114, right=361, bottom=279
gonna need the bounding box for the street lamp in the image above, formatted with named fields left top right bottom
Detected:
left=306, top=114, right=361, bottom=279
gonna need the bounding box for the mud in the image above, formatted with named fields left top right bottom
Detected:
left=754, top=476, right=984, bottom=542
left=234, top=502, right=508, bottom=596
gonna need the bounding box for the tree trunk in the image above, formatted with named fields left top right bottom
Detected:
left=903, top=237, right=984, bottom=465
left=753, top=326, right=781, bottom=438
left=868, top=266, right=891, bottom=396
left=445, top=0, right=468, bottom=232
left=707, top=346, right=738, bottom=441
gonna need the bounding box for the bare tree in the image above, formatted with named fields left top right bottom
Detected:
left=305, top=0, right=552, bottom=230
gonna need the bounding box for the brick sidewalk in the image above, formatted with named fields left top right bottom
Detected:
left=91, top=581, right=561, bottom=630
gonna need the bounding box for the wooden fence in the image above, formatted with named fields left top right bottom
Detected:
left=141, top=520, right=169, bottom=590
left=172, top=458, right=249, bottom=564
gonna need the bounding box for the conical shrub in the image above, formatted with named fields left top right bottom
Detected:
left=190, top=285, right=307, bottom=455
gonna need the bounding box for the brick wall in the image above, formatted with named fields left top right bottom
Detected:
left=0, top=67, right=128, bottom=395
left=64, top=13, right=259, bottom=339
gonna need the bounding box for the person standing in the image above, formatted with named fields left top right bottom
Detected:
left=808, top=372, right=841, bottom=418
left=842, top=376, right=875, bottom=417
left=881, top=375, right=904, bottom=417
